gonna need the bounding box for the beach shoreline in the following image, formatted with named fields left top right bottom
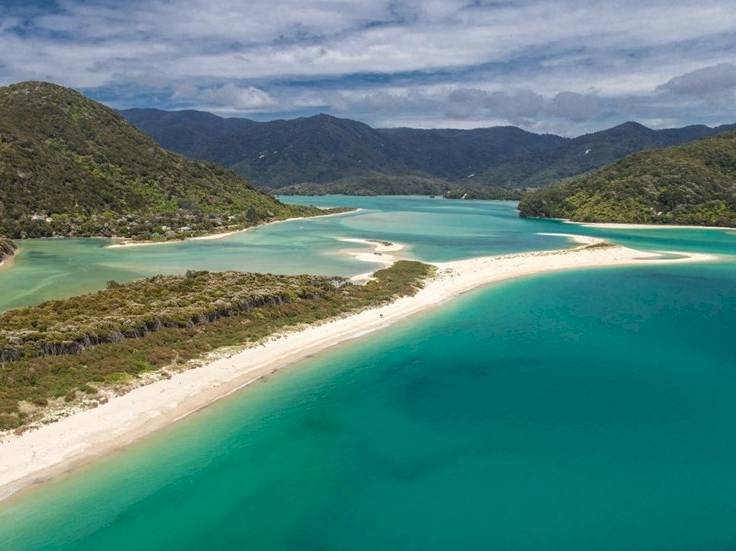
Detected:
left=562, top=219, right=736, bottom=231
left=107, top=208, right=359, bottom=249
left=338, top=238, right=408, bottom=281
left=0, top=237, right=718, bottom=504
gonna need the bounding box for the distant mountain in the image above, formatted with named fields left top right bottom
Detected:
left=122, top=108, right=736, bottom=194
left=0, top=82, right=319, bottom=240
left=122, top=110, right=421, bottom=188
left=518, top=131, right=736, bottom=227
left=523, top=121, right=736, bottom=186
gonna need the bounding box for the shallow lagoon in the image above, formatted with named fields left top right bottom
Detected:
left=0, top=198, right=573, bottom=311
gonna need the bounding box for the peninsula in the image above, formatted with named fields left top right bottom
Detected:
left=0, top=235, right=715, bottom=502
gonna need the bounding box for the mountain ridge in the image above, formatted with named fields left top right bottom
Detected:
left=122, top=108, right=736, bottom=194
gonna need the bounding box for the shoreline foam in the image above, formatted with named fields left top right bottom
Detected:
left=0, top=237, right=718, bottom=503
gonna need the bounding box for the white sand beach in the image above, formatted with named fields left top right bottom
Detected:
left=0, top=235, right=717, bottom=502
left=107, top=209, right=358, bottom=249
left=338, top=238, right=407, bottom=281
left=565, top=220, right=736, bottom=231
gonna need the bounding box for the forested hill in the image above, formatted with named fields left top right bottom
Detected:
left=0, top=82, right=318, bottom=240
left=518, top=131, right=736, bottom=227
left=122, top=108, right=735, bottom=194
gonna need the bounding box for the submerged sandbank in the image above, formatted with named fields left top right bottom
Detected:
left=0, top=236, right=717, bottom=502
left=337, top=238, right=407, bottom=281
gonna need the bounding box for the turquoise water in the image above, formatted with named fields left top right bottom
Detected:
left=1, top=198, right=735, bottom=549
left=2, top=196, right=735, bottom=311
left=0, top=198, right=570, bottom=311
left=281, top=196, right=736, bottom=257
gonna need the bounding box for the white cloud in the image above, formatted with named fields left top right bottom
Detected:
left=444, top=88, right=600, bottom=123
left=4, top=0, right=734, bottom=85
left=1, top=0, right=736, bottom=131
left=549, top=92, right=601, bottom=122
left=174, top=83, right=277, bottom=111
left=657, top=63, right=736, bottom=97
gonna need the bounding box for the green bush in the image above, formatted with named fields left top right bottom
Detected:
left=0, top=261, right=433, bottom=430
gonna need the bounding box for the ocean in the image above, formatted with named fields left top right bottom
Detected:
left=1, top=197, right=735, bottom=550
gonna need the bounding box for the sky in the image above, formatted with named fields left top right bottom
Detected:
left=1, top=0, right=735, bottom=135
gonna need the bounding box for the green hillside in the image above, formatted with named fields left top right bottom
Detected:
left=0, top=82, right=321, bottom=240
left=518, top=131, right=736, bottom=227
left=123, top=108, right=736, bottom=194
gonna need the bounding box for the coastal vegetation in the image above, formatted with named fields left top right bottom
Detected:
left=0, top=81, right=330, bottom=241
left=0, top=261, right=433, bottom=430
left=274, top=174, right=453, bottom=196
left=519, top=131, right=736, bottom=226
left=275, top=177, right=522, bottom=200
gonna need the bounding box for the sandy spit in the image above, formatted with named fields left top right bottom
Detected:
left=0, top=236, right=717, bottom=502
left=337, top=238, right=408, bottom=281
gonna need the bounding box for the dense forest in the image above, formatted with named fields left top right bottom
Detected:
left=273, top=175, right=521, bottom=199
left=123, top=108, right=735, bottom=194
left=518, top=131, right=736, bottom=226
left=0, top=82, right=327, bottom=240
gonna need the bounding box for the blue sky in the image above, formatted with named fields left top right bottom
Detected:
left=1, top=0, right=735, bottom=134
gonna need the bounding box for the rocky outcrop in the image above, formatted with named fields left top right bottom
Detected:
left=0, top=290, right=296, bottom=362
left=0, top=237, right=16, bottom=264
left=0, top=270, right=352, bottom=363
